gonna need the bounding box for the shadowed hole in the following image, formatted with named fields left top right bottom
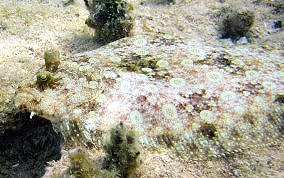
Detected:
left=0, top=112, right=63, bottom=178
left=200, top=123, right=218, bottom=140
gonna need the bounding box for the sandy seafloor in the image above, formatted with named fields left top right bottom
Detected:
left=0, top=0, right=283, bottom=177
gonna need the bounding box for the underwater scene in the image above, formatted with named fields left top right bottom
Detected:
left=0, top=0, right=283, bottom=177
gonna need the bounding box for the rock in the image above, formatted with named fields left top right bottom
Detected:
left=220, top=9, right=255, bottom=41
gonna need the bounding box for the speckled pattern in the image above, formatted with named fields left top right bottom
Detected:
left=15, top=33, right=283, bottom=160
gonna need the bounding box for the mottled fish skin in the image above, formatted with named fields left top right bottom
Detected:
left=15, top=33, right=283, bottom=160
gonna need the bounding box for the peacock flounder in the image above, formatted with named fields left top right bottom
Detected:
left=15, top=33, right=283, bottom=160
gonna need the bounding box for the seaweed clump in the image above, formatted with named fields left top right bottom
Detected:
left=68, top=151, right=95, bottom=178
left=67, top=150, right=118, bottom=178
left=119, top=56, right=157, bottom=73
left=84, top=0, right=134, bottom=44
left=220, top=9, right=255, bottom=41
left=103, top=122, right=141, bottom=178
left=35, top=49, right=61, bottom=91
left=146, top=0, right=175, bottom=5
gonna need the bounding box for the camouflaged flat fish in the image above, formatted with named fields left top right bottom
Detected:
left=15, top=33, right=283, bottom=160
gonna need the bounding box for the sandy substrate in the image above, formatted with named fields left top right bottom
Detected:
left=0, top=0, right=283, bottom=177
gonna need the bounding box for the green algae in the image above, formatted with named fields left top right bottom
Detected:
left=65, top=122, right=141, bottom=178
left=120, top=59, right=155, bottom=72
left=118, top=55, right=164, bottom=76
left=36, top=71, right=56, bottom=90
left=44, top=49, right=61, bottom=72
left=68, top=151, right=95, bottom=178
left=103, top=122, right=141, bottom=178
left=67, top=149, right=118, bottom=178
left=84, top=0, right=134, bottom=44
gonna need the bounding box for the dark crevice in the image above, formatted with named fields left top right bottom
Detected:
left=199, top=123, right=218, bottom=140
left=0, top=112, right=63, bottom=178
